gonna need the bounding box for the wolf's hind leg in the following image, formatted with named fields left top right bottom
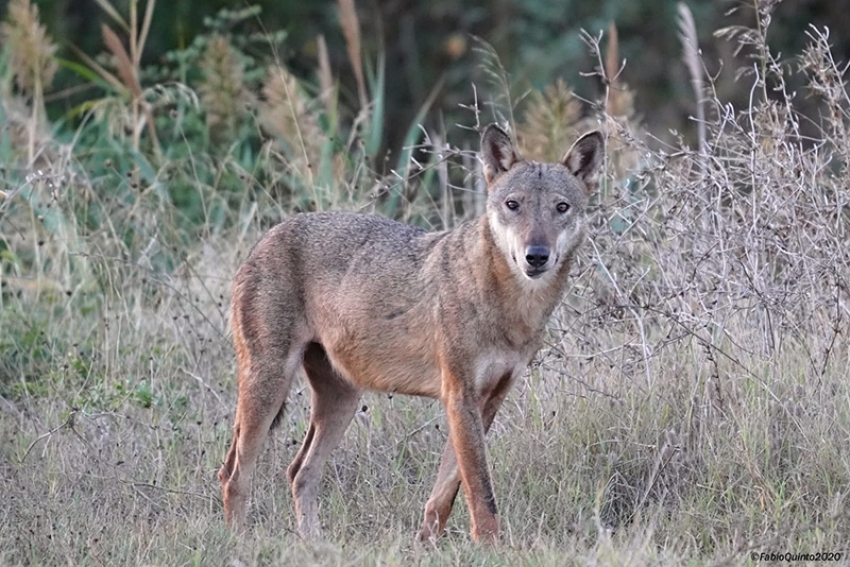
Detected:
left=288, top=342, right=360, bottom=539
left=219, top=352, right=297, bottom=530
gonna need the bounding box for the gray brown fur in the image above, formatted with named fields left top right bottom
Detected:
left=218, top=124, right=604, bottom=544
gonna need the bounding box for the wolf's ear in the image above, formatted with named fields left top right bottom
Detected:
left=481, top=124, right=520, bottom=185
left=562, top=131, right=604, bottom=192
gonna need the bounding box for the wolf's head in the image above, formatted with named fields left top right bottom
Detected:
left=480, top=124, right=603, bottom=286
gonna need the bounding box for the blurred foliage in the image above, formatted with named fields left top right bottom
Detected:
left=28, top=0, right=850, bottom=148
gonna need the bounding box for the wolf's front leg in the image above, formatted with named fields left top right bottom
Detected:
left=439, top=369, right=499, bottom=543
left=419, top=371, right=515, bottom=543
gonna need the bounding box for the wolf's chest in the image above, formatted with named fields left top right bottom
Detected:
left=473, top=347, right=537, bottom=394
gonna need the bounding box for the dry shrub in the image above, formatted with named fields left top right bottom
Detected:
left=532, top=11, right=850, bottom=535
left=574, top=21, right=849, bottom=374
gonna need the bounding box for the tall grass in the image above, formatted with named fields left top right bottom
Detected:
left=1, top=1, right=849, bottom=565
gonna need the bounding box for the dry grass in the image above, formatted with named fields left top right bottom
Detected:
left=0, top=0, right=57, bottom=96
left=1, top=2, right=850, bottom=565
left=198, top=35, right=250, bottom=146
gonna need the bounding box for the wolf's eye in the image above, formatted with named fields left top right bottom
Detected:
left=557, top=202, right=570, bottom=213
left=506, top=200, right=520, bottom=211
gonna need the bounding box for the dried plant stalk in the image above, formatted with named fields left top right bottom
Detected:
left=1, top=0, right=58, bottom=95
left=198, top=35, right=248, bottom=145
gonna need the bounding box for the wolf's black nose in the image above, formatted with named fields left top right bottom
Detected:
left=525, top=246, right=550, bottom=268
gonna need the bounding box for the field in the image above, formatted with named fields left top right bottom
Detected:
left=1, top=1, right=849, bottom=565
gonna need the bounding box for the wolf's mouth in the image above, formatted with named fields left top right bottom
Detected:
left=513, top=254, right=546, bottom=279
left=525, top=269, right=546, bottom=279
left=512, top=250, right=558, bottom=280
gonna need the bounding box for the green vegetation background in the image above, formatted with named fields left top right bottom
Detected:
left=34, top=0, right=850, bottom=149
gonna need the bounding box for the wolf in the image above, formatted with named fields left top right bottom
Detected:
left=218, top=123, right=604, bottom=544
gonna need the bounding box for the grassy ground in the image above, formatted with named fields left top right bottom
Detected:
left=2, top=273, right=848, bottom=566
left=2, top=1, right=850, bottom=565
